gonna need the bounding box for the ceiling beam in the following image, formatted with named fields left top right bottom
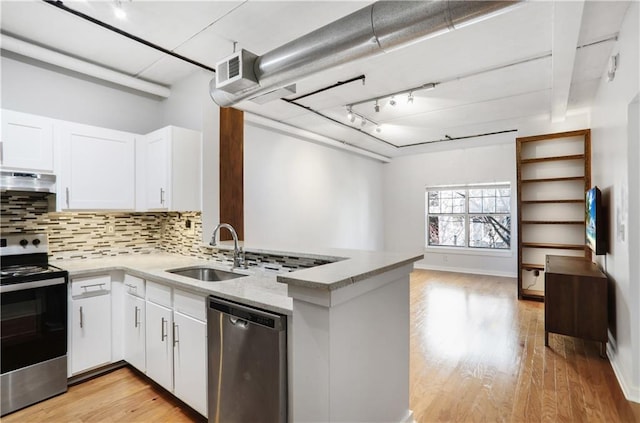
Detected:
left=1, top=34, right=171, bottom=98
left=550, top=0, right=585, bottom=122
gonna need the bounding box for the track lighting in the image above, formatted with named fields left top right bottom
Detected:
left=407, top=92, right=414, bottom=104
left=347, top=107, right=355, bottom=122
left=389, top=96, right=396, bottom=106
left=375, top=125, right=382, bottom=133
left=361, top=117, right=366, bottom=127
left=374, top=100, right=380, bottom=113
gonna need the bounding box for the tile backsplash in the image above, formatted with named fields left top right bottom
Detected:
left=1, top=192, right=194, bottom=260
left=1, top=193, right=334, bottom=271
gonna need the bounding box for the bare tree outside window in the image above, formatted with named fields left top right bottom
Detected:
left=426, top=185, right=511, bottom=250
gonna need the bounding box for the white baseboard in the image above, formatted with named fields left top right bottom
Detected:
left=607, top=344, right=640, bottom=403
left=414, top=263, right=517, bottom=279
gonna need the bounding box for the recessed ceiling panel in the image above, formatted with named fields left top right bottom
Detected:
left=57, top=1, right=245, bottom=51
left=578, top=1, right=630, bottom=44
left=1, top=1, right=163, bottom=76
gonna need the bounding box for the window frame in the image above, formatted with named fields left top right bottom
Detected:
left=425, top=183, right=512, bottom=251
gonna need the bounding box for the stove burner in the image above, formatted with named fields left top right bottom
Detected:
left=0, top=264, right=58, bottom=279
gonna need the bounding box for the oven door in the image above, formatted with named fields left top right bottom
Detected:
left=1, top=277, right=67, bottom=374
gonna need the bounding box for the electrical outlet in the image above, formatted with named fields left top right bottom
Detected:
left=106, top=224, right=115, bottom=235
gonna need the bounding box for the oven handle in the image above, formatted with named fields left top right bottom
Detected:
left=0, top=277, right=66, bottom=293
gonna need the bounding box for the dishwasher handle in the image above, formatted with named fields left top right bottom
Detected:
left=208, top=296, right=286, bottom=331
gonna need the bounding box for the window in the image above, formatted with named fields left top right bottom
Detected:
left=426, top=184, right=511, bottom=250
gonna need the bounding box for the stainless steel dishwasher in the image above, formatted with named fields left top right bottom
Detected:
left=207, top=296, right=287, bottom=423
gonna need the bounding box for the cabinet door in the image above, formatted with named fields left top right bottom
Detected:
left=71, top=294, right=112, bottom=375
left=1, top=109, right=54, bottom=172
left=124, top=294, right=146, bottom=372
left=173, top=311, right=207, bottom=416
left=144, top=128, right=170, bottom=210
left=145, top=301, right=173, bottom=392
left=60, top=122, right=135, bottom=210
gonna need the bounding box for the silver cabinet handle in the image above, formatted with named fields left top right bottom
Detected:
left=160, top=188, right=165, bottom=205
left=161, top=317, right=167, bottom=341
left=134, top=306, right=140, bottom=328
left=81, top=282, right=106, bottom=291
left=125, top=283, right=137, bottom=290
left=65, top=187, right=70, bottom=207
left=173, top=322, right=179, bottom=347
left=79, top=306, right=84, bottom=329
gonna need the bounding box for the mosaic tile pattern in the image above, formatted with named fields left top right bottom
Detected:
left=1, top=193, right=335, bottom=271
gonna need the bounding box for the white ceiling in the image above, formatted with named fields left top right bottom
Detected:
left=0, top=1, right=631, bottom=158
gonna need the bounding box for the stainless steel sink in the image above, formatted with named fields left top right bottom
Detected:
left=167, top=266, right=245, bottom=282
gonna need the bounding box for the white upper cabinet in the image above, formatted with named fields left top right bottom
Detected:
left=59, top=122, right=135, bottom=210
left=1, top=109, right=54, bottom=172
left=138, top=126, right=201, bottom=211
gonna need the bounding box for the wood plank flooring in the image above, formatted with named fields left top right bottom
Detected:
left=2, top=367, right=206, bottom=423
left=409, top=270, right=639, bottom=423
left=4, top=269, right=638, bottom=422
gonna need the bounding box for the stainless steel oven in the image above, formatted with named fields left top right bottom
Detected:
left=1, top=234, right=68, bottom=416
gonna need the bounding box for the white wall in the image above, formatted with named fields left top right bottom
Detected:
left=382, top=133, right=518, bottom=277
left=590, top=2, right=639, bottom=402
left=244, top=123, right=384, bottom=251
left=1, top=54, right=162, bottom=133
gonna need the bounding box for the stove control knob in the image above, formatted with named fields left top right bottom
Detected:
left=19, top=239, right=28, bottom=247
left=32, top=239, right=41, bottom=246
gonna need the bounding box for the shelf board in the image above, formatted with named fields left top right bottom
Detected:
left=522, top=242, right=585, bottom=250
left=521, top=176, right=585, bottom=183
left=521, top=199, right=584, bottom=204
left=521, top=289, right=545, bottom=302
left=520, top=154, right=585, bottom=164
left=521, top=220, right=584, bottom=225
left=522, top=263, right=544, bottom=271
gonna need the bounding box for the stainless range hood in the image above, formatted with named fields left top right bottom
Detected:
left=1, top=171, right=56, bottom=194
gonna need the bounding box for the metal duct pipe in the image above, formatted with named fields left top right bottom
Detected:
left=210, top=0, right=521, bottom=107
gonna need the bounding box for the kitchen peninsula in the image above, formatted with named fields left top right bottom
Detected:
left=60, top=245, right=422, bottom=422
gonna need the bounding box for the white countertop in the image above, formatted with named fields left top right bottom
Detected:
left=58, top=253, right=293, bottom=315
left=57, top=248, right=423, bottom=314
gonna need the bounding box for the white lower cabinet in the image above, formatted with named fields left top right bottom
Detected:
left=70, top=293, right=112, bottom=375
left=124, top=293, right=146, bottom=372
left=173, top=311, right=207, bottom=416
left=145, top=300, right=173, bottom=392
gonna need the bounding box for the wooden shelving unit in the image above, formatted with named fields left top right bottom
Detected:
left=516, top=129, right=591, bottom=301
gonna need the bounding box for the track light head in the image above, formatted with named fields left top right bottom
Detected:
left=389, top=96, right=396, bottom=106
left=374, top=100, right=380, bottom=113
left=408, top=92, right=414, bottom=104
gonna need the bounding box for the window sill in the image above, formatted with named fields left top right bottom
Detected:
left=425, top=246, right=513, bottom=258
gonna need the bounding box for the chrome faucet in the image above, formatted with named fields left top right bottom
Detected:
left=210, top=223, right=245, bottom=269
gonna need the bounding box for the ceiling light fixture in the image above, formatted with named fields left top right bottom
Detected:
left=375, top=125, right=382, bottom=133
left=113, top=0, right=126, bottom=20
left=407, top=92, right=414, bottom=104
left=389, top=96, right=396, bottom=106
left=361, top=117, right=367, bottom=127
left=347, top=106, right=355, bottom=122
left=374, top=100, right=380, bottom=113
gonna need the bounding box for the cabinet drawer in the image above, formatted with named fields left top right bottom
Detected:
left=72, top=274, right=111, bottom=297
left=174, top=289, right=206, bottom=321
left=124, top=274, right=145, bottom=298
left=146, top=280, right=171, bottom=307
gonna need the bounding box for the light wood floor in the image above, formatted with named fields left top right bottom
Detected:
left=4, top=269, right=639, bottom=422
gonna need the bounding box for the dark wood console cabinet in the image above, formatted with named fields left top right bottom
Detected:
left=544, top=255, right=608, bottom=357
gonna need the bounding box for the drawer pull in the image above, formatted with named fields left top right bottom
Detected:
left=79, top=306, right=84, bottom=329
left=81, top=282, right=106, bottom=290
